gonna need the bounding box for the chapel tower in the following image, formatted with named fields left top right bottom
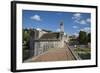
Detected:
left=60, top=21, right=64, bottom=40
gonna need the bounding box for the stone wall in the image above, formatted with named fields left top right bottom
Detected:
left=34, top=40, right=64, bottom=56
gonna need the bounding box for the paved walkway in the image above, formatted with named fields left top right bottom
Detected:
left=28, top=43, right=75, bottom=62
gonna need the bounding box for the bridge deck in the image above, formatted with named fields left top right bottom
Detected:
left=26, top=43, right=76, bottom=62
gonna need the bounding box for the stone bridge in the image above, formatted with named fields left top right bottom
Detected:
left=24, top=41, right=80, bottom=62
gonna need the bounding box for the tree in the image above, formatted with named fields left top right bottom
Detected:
left=87, top=33, right=91, bottom=42
left=78, top=31, right=87, bottom=44
left=23, top=29, right=30, bottom=50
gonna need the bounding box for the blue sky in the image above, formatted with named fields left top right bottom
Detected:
left=22, top=10, right=91, bottom=36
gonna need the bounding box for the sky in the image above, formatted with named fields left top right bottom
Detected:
left=22, top=10, right=91, bottom=36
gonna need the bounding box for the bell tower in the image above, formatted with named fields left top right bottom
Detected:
left=60, top=21, right=64, bottom=33
left=60, top=21, right=64, bottom=40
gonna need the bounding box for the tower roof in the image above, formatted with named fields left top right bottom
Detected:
left=60, top=21, right=64, bottom=25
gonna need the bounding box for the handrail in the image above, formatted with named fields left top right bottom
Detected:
left=64, top=41, right=81, bottom=60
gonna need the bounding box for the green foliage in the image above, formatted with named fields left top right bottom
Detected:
left=22, top=29, right=30, bottom=61
left=74, top=48, right=91, bottom=60
left=74, top=48, right=90, bottom=53
left=78, top=53, right=90, bottom=59
left=87, top=33, right=91, bottom=42
left=23, top=49, right=30, bottom=61
left=23, top=29, right=30, bottom=43
left=78, top=31, right=87, bottom=44
left=78, top=31, right=91, bottom=44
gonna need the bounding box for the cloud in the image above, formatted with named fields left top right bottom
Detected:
left=74, top=19, right=87, bottom=25
left=79, top=20, right=87, bottom=24
left=36, top=28, right=42, bottom=31
left=84, top=27, right=90, bottom=32
left=72, top=26, right=78, bottom=29
left=30, top=14, right=41, bottom=21
left=80, top=27, right=91, bottom=33
left=74, top=32, right=79, bottom=37
left=56, top=28, right=60, bottom=32
left=86, top=18, right=91, bottom=23
left=72, top=13, right=91, bottom=25
left=72, top=13, right=81, bottom=19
